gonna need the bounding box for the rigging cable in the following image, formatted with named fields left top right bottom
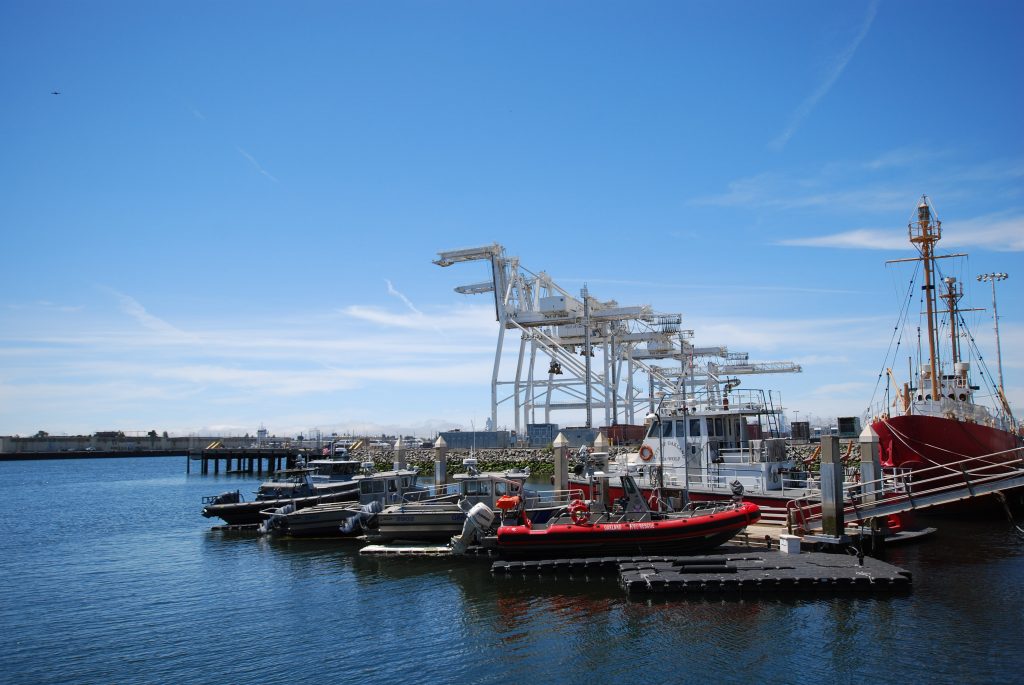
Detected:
left=868, top=261, right=922, bottom=412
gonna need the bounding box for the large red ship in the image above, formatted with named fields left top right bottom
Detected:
left=867, top=197, right=1022, bottom=506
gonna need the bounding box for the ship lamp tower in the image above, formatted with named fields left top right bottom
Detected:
left=908, top=196, right=942, bottom=401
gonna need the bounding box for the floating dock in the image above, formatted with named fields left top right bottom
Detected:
left=359, top=544, right=495, bottom=557
left=360, top=544, right=455, bottom=557
left=492, top=550, right=912, bottom=596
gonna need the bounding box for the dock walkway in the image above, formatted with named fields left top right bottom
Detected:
left=492, top=549, right=911, bottom=596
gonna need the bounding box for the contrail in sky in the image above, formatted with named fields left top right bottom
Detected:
left=770, top=0, right=880, bottom=150
left=386, top=279, right=423, bottom=316
left=236, top=147, right=279, bottom=182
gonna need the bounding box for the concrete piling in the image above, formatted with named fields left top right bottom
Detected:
left=553, top=432, right=569, bottom=493
left=819, top=436, right=844, bottom=537
left=433, top=436, right=448, bottom=485
left=394, top=436, right=407, bottom=471
left=859, top=424, right=882, bottom=505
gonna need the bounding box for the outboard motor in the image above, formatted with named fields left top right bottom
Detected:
left=257, top=503, right=295, bottom=535
left=212, top=490, right=242, bottom=505
left=339, top=500, right=382, bottom=535
left=450, top=502, right=496, bottom=554
left=201, top=490, right=243, bottom=517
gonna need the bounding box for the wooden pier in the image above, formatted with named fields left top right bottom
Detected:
left=197, top=447, right=298, bottom=476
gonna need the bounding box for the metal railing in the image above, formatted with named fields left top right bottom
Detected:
left=787, top=447, right=1024, bottom=532
left=524, top=488, right=585, bottom=509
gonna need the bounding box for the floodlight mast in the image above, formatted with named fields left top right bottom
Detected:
left=977, top=272, right=1009, bottom=408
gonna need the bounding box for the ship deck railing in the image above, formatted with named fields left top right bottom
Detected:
left=524, top=488, right=585, bottom=509
left=788, top=446, right=1024, bottom=531
left=658, top=388, right=776, bottom=416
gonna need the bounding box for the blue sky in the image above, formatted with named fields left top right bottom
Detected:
left=1, top=1, right=1021, bottom=437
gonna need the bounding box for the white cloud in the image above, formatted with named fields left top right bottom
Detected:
left=340, top=303, right=497, bottom=335
left=690, top=314, right=891, bottom=355
left=811, top=381, right=872, bottom=396
left=692, top=174, right=911, bottom=212
left=693, top=154, right=1024, bottom=215
left=943, top=213, right=1024, bottom=252
left=862, top=146, right=953, bottom=171
left=778, top=212, right=1024, bottom=252
left=4, top=300, right=84, bottom=313
left=106, top=289, right=196, bottom=340
left=559, top=277, right=867, bottom=296
left=778, top=229, right=909, bottom=250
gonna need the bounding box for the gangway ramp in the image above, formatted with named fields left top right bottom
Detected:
left=790, top=447, right=1024, bottom=532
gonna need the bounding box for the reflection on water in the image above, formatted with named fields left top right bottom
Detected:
left=1, top=457, right=1023, bottom=685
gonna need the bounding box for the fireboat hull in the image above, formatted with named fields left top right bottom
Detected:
left=494, top=502, right=760, bottom=559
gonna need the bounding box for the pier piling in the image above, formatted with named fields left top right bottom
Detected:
left=553, top=432, right=569, bottom=493
left=434, top=436, right=448, bottom=485
left=819, top=436, right=844, bottom=538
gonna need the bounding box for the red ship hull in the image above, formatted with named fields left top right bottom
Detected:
left=872, top=414, right=1024, bottom=511
left=872, top=415, right=1020, bottom=469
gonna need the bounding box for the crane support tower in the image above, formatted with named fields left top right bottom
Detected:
left=434, top=244, right=801, bottom=438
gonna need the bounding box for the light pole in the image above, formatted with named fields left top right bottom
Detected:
left=679, top=407, right=690, bottom=508
left=645, top=411, right=664, bottom=511
left=977, top=272, right=1009, bottom=397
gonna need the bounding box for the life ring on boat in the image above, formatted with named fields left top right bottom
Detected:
left=639, top=445, right=655, bottom=462
left=569, top=501, right=590, bottom=525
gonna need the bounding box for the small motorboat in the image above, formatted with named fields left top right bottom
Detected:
left=258, top=466, right=425, bottom=537
left=201, top=468, right=358, bottom=526
left=366, top=459, right=577, bottom=543
left=488, top=474, right=760, bottom=559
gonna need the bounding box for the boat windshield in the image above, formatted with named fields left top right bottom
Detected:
left=464, top=480, right=491, bottom=496
left=360, top=479, right=386, bottom=494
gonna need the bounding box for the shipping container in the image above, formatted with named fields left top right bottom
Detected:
left=599, top=424, right=647, bottom=445
left=791, top=421, right=811, bottom=442
left=837, top=416, right=862, bottom=439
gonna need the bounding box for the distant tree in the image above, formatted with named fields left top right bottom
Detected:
left=147, top=430, right=158, bottom=438
left=34, top=430, right=49, bottom=438
left=162, top=431, right=169, bottom=439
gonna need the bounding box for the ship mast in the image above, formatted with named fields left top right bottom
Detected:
left=908, top=196, right=942, bottom=400
left=940, top=276, right=962, bottom=366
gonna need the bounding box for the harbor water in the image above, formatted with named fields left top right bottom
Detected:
left=2, top=456, right=1022, bottom=685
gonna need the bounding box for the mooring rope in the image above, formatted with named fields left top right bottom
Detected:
left=880, top=419, right=1024, bottom=488
left=993, top=492, right=1024, bottom=539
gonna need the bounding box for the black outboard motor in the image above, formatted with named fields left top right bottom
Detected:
left=200, top=490, right=243, bottom=518
left=211, top=490, right=242, bottom=505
